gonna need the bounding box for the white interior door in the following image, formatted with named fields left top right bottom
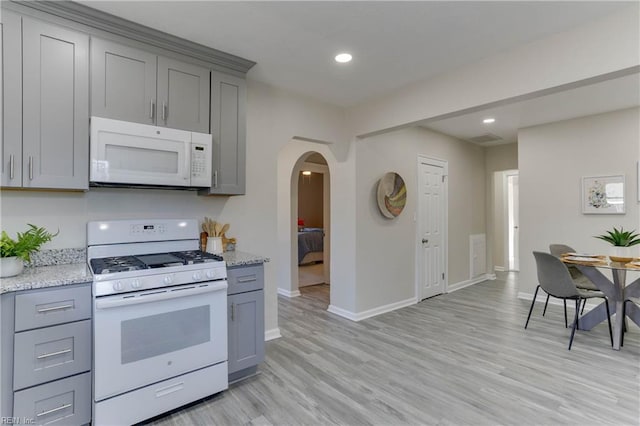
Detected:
left=418, top=157, right=447, bottom=300
left=507, top=172, right=519, bottom=271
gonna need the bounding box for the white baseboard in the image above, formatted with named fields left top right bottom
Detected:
left=494, top=266, right=506, bottom=272
left=277, top=288, right=301, bottom=298
left=265, top=328, right=281, bottom=341
left=328, top=297, right=416, bottom=322
left=447, top=274, right=493, bottom=293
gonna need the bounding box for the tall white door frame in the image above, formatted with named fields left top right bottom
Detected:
left=503, top=170, right=519, bottom=271
left=416, top=155, right=448, bottom=301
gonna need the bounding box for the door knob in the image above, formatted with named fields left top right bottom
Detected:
left=422, top=239, right=429, bottom=244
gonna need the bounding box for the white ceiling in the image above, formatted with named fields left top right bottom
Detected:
left=422, top=73, right=640, bottom=145
left=76, top=1, right=638, bottom=142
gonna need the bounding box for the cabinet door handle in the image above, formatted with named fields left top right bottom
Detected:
left=214, top=170, right=218, bottom=188
left=150, top=99, right=155, bottom=120
left=231, top=303, right=235, bottom=321
left=28, top=156, right=33, bottom=180
left=162, top=102, right=167, bottom=122
left=37, top=403, right=72, bottom=417
left=237, top=275, right=257, bottom=283
left=37, top=348, right=72, bottom=359
left=37, top=303, right=73, bottom=313
left=9, top=155, right=14, bottom=179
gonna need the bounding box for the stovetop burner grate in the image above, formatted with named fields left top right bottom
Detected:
left=90, top=256, right=147, bottom=274
left=170, top=250, right=223, bottom=264
left=90, top=250, right=223, bottom=275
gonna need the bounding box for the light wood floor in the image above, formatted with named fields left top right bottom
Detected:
left=145, top=273, right=640, bottom=425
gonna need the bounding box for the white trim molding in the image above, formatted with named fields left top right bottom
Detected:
left=447, top=273, right=495, bottom=293
left=277, top=288, right=301, bottom=298
left=328, top=297, right=416, bottom=322
left=265, top=328, right=282, bottom=341
left=494, top=266, right=506, bottom=272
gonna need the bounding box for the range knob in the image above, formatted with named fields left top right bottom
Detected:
left=131, top=279, right=142, bottom=289
left=192, top=272, right=202, bottom=281
left=112, top=281, right=124, bottom=291
left=206, top=270, right=215, bottom=279
left=163, top=275, right=173, bottom=285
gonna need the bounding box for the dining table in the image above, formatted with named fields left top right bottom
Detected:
left=561, top=254, right=640, bottom=350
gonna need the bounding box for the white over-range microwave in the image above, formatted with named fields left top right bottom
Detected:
left=90, top=116, right=212, bottom=188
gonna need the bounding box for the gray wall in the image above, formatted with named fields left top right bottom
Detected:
left=518, top=107, right=640, bottom=298
left=355, top=126, right=485, bottom=312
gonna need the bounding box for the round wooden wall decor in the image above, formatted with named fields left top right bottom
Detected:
left=376, top=172, right=407, bottom=218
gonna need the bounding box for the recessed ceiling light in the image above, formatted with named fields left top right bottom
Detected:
left=302, top=171, right=312, bottom=176
left=483, top=118, right=496, bottom=124
left=335, top=53, right=352, bottom=63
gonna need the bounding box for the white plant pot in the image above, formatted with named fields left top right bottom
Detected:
left=610, top=246, right=635, bottom=263
left=0, top=256, right=24, bottom=278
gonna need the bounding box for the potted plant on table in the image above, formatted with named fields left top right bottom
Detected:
left=594, top=226, right=640, bottom=263
left=0, top=224, right=58, bottom=278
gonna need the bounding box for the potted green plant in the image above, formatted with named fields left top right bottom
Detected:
left=594, top=226, right=640, bottom=262
left=0, top=224, right=58, bottom=277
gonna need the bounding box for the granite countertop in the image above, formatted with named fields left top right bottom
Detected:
left=223, top=250, right=270, bottom=267
left=1, top=262, right=92, bottom=294
left=1, top=249, right=268, bottom=294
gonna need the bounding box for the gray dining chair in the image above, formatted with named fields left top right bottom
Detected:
left=525, top=251, right=613, bottom=350
left=548, top=244, right=599, bottom=322
left=621, top=297, right=639, bottom=347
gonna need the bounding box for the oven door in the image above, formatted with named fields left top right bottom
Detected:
left=93, top=281, right=227, bottom=401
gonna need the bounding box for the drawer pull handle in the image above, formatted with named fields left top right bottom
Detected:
left=37, top=348, right=72, bottom=359
left=37, top=304, right=73, bottom=313
left=155, top=382, right=184, bottom=398
left=237, top=275, right=257, bottom=283
left=37, top=403, right=72, bottom=417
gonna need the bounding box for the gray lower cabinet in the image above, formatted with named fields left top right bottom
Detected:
left=227, top=264, right=265, bottom=382
left=201, top=71, right=247, bottom=195
left=0, top=283, right=92, bottom=425
left=2, top=12, right=89, bottom=190
left=91, top=38, right=210, bottom=133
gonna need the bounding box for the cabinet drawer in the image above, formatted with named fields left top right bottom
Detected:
left=14, top=320, right=91, bottom=390
left=15, top=285, right=91, bottom=331
left=13, top=372, right=91, bottom=426
left=227, top=265, right=264, bottom=295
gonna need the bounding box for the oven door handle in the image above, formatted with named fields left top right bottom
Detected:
left=95, top=281, right=227, bottom=310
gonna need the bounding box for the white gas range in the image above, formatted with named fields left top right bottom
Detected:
left=87, top=219, right=228, bottom=425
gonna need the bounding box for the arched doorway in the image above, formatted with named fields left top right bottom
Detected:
left=276, top=138, right=356, bottom=320
left=294, top=152, right=330, bottom=305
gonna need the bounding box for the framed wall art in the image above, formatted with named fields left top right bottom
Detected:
left=377, top=172, right=407, bottom=218
left=582, top=175, right=625, bottom=214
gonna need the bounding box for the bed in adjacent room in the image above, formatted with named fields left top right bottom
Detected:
left=298, top=228, right=324, bottom=265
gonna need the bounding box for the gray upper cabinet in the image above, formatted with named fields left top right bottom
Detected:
left=2, top=12, right=89, bottom=190
left=91, top=38, right=157, bottom=125
left=1, top=13, right=20, bottom=188
left=201, top=71, right=247, bottom=195
left=91, top=38, right=210, bottom=132
left=157, top=57, right=210, bottom=133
